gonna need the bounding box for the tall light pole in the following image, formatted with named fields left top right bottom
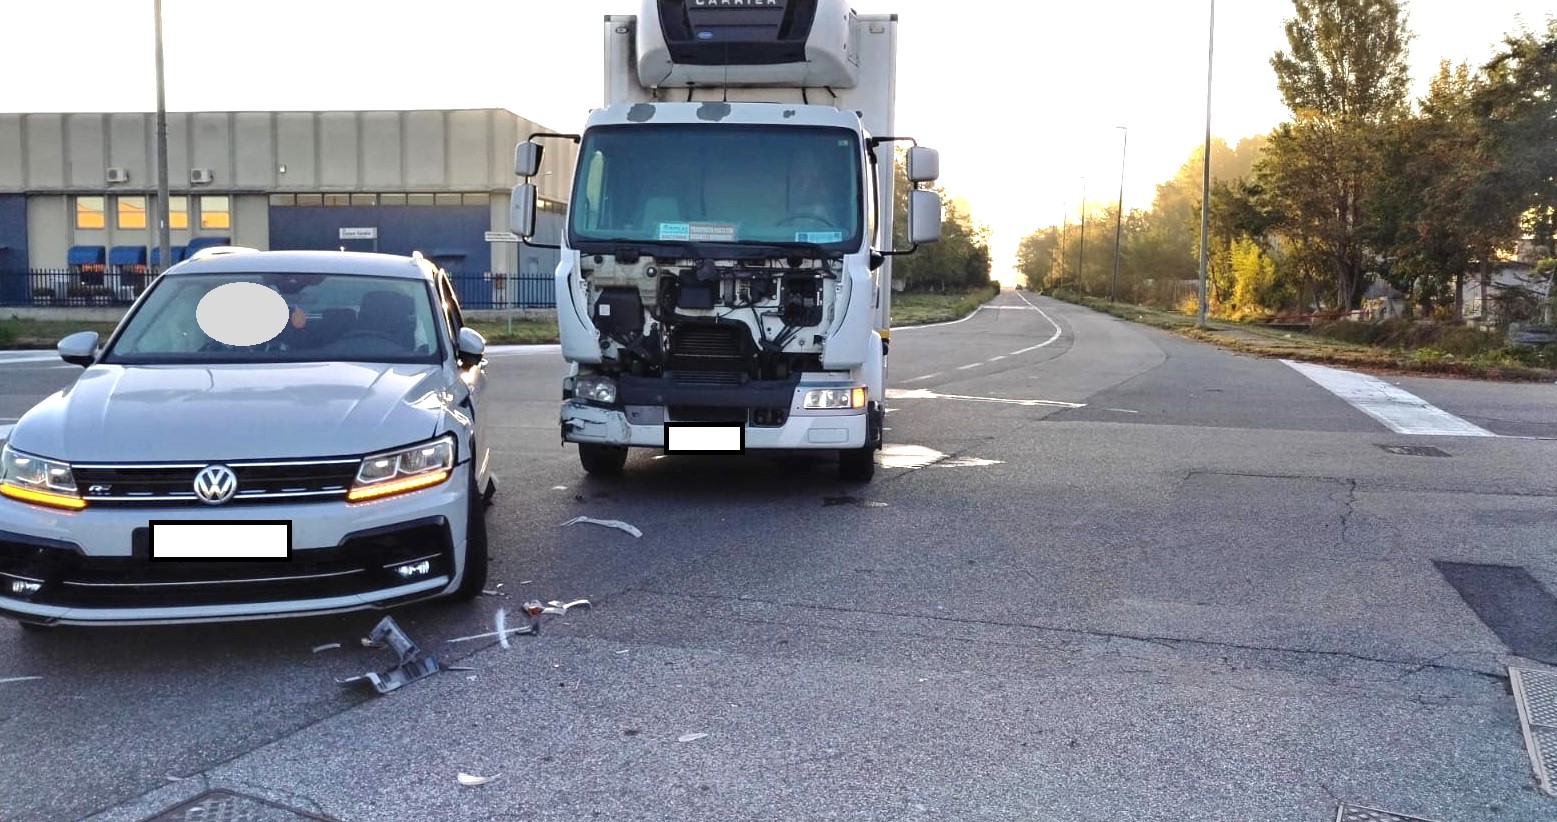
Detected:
left=1078, top=177, right=1087, bottom=293
left=153, top=0, right=171, bottom=273
left=1196, top=0, right=1215, bottom=327
left=1111, top=126, right=1127, bottom=303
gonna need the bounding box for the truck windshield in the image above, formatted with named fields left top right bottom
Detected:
left=569, top=124, right=863, bottom=252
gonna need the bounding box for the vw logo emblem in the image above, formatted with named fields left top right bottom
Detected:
left=193, top=465, right=238, bottom=505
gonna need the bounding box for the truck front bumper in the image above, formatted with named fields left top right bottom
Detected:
left=561, top=401, right=869, bottom=450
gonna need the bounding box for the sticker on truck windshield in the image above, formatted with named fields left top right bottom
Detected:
left=657, top=222, right=737, bottom=242
left=795, top=231, right=844, bottom=243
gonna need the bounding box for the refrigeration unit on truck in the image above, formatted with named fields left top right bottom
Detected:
left=510, top=0, right=942, bottom=481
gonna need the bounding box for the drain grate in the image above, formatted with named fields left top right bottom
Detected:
left=1376, top=444, right=1450, bottom=457
left=1334, top=805, right=1441, bottom=822
left=140, top=789, right=336, bottom=822
left=1510, top=666, right=1557, bottom=797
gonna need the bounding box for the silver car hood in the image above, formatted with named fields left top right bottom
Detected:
left=10, top=362, right=454, bottom=463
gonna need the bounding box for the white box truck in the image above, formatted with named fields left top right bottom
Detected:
left=510, top=0, right=941, bottom=481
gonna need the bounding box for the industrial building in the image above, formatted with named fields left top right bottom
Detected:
left=0, top=109, right=575, bottom=308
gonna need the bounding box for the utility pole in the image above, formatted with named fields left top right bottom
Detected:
left=154, top=0, right=171, bottom=274
left=1197, top=0, right=1215, bottom=327
left=1111, top=126, right=1127, bottom=303
left=1078, top=178, right=1087, bottom=294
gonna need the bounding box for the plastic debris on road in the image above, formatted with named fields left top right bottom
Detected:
left=446, top=619, right=539, bottom=645
left=677, top=733, right=709, bottom=743
left=562, top=515, right=643, bottom=538
left=524, top=598, right=593, bottom=617
left=0, top=676, right=43, bottom=684
left=457, top=773, right=499, bottom=786
left=335, top=616, right=445, bottom=695
left=311, top=642, right=341, bottom=653
left=495, top=608, right=512, bottom=650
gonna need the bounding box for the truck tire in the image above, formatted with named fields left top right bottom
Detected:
left=579, top=443, right=628, bottom=476
left=838, top=402, right=883, bottom=482
left=838, top=446, right=876, bottom=482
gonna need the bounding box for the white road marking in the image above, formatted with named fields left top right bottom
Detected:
left=901, top=373, right=941, bottom=384
left=484, top=344, right=561, bottom=356
left=956, top=363, right=981, bottom=371
left=890, top=307, right=987, bottom=331
left=1006, top=290, right=1064, bottom=355
left=1283, top=360, right=1496, bottom=437
left=987, top=355, right=1007, bottom=362
left=1103, top=408, right=1140, bottom=414
left=887, top=388, right=1085, bottom=409
left=0, top=352, right=61, bottom=364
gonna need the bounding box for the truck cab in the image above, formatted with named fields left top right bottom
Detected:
left=511, top=0, right=941, bottom=481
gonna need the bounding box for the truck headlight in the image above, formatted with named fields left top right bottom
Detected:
left=349, top=435, right=455, bottom=502
left=574, top=375, right=618, bottom=405
left=0, top=444, right=85, bottom=510
left=803, top=387, right=867, bottom=410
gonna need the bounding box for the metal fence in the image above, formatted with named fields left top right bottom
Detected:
left=0, top=269, right=556, bottom=310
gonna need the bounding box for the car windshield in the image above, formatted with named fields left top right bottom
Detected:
left=103, top=272, right=444, bottom=365
left=569, top=124, right=863, bottom=251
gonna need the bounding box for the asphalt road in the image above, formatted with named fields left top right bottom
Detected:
left=3, top=291, right=1556, bottom=822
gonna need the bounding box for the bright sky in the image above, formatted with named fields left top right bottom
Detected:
left=3, top=1, right=1551, bottom=282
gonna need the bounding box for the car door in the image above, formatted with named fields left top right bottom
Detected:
left=439, top=272, right=489, bottom=480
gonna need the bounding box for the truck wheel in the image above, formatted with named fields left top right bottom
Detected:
left=838, top=446, right=876, bottom=482
left=579, top=443, right=628, bottom=476
left=451, top=469, right=489, bottom=600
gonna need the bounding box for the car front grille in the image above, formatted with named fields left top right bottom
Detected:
left=0, top=519, right=452, bottom=609
left=72, top=458, right=361, bottom=506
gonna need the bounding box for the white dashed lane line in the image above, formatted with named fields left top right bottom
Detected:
left=1284, top=360, right=1497, bottom=437
left=902, top=373, right=941, bottom=383
left=956, top=363, right=981, bottom=371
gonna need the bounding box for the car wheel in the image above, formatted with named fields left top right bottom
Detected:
left=579, top=443, right=628, bottom=476
left=452, top=469, right=489, bottom=600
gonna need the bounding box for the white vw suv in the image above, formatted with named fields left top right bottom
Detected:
left=0, top=249, right=495, bottom=627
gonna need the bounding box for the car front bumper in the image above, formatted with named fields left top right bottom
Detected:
left=0, top=475, right=471, bottom=626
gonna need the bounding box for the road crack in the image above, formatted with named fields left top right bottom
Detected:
left=634, top=588, right=1506, bottom=684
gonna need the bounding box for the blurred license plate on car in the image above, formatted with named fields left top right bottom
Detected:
left=149, top=521, right=292, bottom=561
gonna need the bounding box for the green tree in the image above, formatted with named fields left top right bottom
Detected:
left=1475, top=19, right=1557, bottom=257
left=1016, top=227, right=1060, bottom=290
left=891, top=150, right=992, bottom=292
left=1259, top=0, right=1414, bottom=310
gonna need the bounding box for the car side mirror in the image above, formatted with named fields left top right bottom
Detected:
left=456, top=326, right=486, bottom=369
left=58, top=331, right=99, bottom=367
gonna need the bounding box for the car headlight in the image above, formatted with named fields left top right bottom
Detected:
left=0, top=444, right=85, bottom=510
left=574, top=375, right=618, bottom=405
left=803, top=387, right=867, bottom=410
left=349, top=435, right=455, bottom=502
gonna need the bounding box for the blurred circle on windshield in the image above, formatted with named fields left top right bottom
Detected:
left=196, top=282, right=289, bottom=346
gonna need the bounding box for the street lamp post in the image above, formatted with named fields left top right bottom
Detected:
left=1111, top=126, right=1127, bottom=303
left=1196, top=0, right=1215, bottom=327
left=1078, top=178, right=1087, bottom=293
left=153, top=0, right=171, bottom=274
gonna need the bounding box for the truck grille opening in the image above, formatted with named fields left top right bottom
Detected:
left=668, top=406, right=747, bottom=424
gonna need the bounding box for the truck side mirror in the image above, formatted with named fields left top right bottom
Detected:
left=907, top=189, right=942, bottom=245
left=906, top=146, right=939, bottom=183
left=515, top=142, right=542, bottom=178
left=510, top=183, right=538, bottom=238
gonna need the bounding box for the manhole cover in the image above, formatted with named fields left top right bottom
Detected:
left=140, top=789, right=336, bottom=822
left=1510, top=666, right=1557, bottom=797
left=1335, top=805, right=1441, bottom=822
left=1376, top=444, right=1450, bottom=457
